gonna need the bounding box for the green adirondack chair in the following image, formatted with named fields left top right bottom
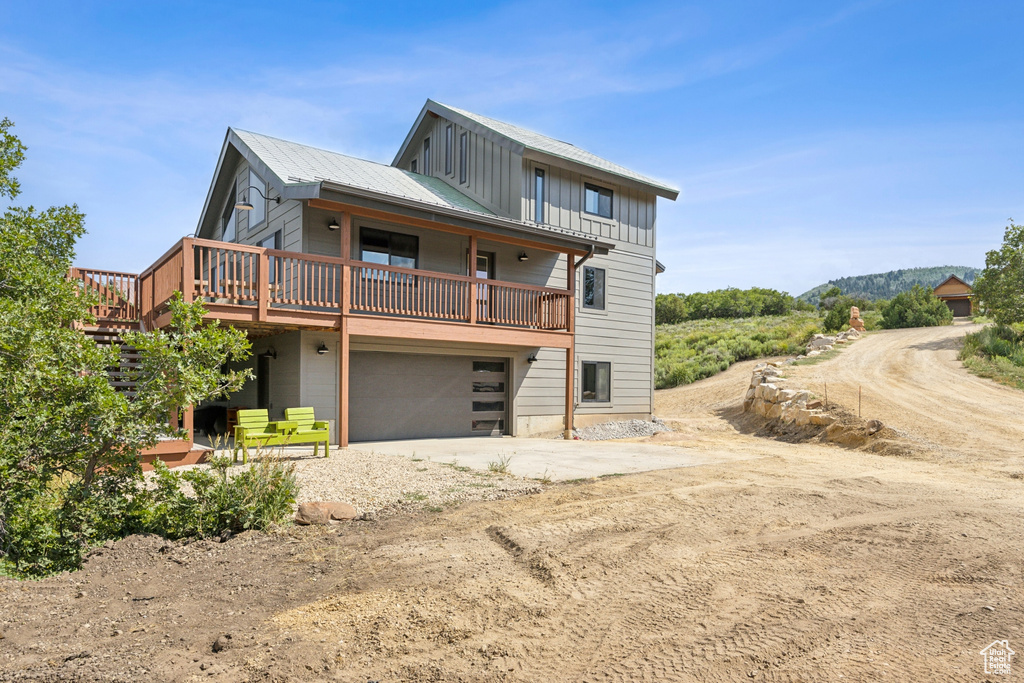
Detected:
left=234, top=409, right=289, bottom=463
left=284, top=407, right=330, bottom=458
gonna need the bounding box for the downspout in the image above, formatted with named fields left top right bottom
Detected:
left=574, top=244, right=595, bottom=270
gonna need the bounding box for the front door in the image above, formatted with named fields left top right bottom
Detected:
left=473, top=251, right=495, bottom=321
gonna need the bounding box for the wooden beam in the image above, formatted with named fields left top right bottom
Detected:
left=308, top=197, right=587, bottom=256
left=257, top=250, right=269, bottom=321
left=181, top=238, right=195, bottom=304
left=346, top=315, right=573, bottom=349
left=565, top=343, right=575, bottom=440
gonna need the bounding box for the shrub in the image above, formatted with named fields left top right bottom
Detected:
left=879, top=285, right=953, bottom=329
left=145, top=454, right=298, bottom=540
left=655, top=287, right=803, bottom=325
left=959, top=324, right=1024, bottom=389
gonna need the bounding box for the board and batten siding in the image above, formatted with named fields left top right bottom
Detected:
left=212, top=159, right=302, bottom=252
left=398, top=115, right=523, bottom=220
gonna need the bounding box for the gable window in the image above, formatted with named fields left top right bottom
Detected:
left=534, top=169, right=545, bottom=223
left=260, top=231, right=281, bottom=283
left=422, top=138, right=431, bottom=175
left=359, top=227, right=418, bottom=269
left=410, top=158, right=418, bottom=174
left=445, top=125, right=453, bottom=175
left=584, top=183, right=613, bottom=219
left=248, top=169, right=266, bottom=230
left=221, top=181, right=236, bottom=242
left=459, top=132, right=468, bottom=184
left=581, top=361, right=610, bottom=402
left=583, top=266, right=606, bottom=310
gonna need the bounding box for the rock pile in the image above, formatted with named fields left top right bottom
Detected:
left=803, top=327, right=862, bottom=357
left=574, top=418, right=671, bottom=441
left=743, top=362, right=835, bottom=427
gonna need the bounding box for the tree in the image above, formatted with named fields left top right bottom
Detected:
left=0, top=120, right=253, bottom=576
left=818, top=285, right=843, bottom=311
left=879, top=285, right=953, bottom=329
left=972, top=222, right=1024, bottom=325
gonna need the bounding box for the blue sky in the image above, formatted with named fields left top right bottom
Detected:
left=1, top=0, right=1022, bottom=296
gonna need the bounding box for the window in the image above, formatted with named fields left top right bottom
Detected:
left=584, top=183, right=613, bottom=219
left=583, top=266, right=606, bottom=310
left=459, top=132, right=468, bottom=184
left=473, top=360, right=505, bottom=373
left=221, top=181, right=236, bottom=242
left=534, top=169, right=545, bottom=223
left=260, top=231, right=281, bottom=283
left=445, top=125, right=453, bottom=175
left=581, top=361, right=611, bottom=402
left=359, top=227, right=418, bottom=269
left=248, top=168, right=266, bottom=230
left=410, top=158, right=418, bottom=174
left=422, top=138, right=431, bottom=175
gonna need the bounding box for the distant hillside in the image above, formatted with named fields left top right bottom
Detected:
left=798, top=266, right=980, bottom=305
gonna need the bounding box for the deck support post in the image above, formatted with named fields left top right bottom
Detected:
left=565, top=253, right=576, bottom=439
left=338, top=213, right=351, bottom=448
left=181, top=238, right=195, bottom=304
left=468, top=235, right=478, bottom=324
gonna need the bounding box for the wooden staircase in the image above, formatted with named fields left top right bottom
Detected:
left=82, top=323, right=141, bottom=397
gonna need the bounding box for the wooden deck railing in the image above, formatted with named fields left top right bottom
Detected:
left=95, top=238, right=572, bottom=332
left=71, top=268, right=139, bottom=322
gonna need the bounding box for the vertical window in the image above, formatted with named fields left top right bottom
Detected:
left=534, top=169, right=545, bottom=223
left=257, top=354, right=271, bottom=409
left=581, top=361, right=611, bottom=402
left=583, top=266, right=606, bottom=310
left=422, top=138, right=431, bottom=175
left=410, top=158, right=418, bottom=173
left=248, top=169, right=266, bottom=230
left=445, top=125, right=453, bottom=175
left=359, top=227, right=419, bottom=269
left=459, top=132, right=468, bottom=184
left=260, top=231, right=281, bottom=283
left=584, top=183, right=613, bottom=219
left=221, top=181, right=236, bottom=242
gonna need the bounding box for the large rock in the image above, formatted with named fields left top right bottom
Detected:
left=849, top=306, right=866, bottom=332
left=810, top=413, right=835, bottom=426
left=294, top=501, right=359, bottom=525
left=808, top=336, right=836, bottom=350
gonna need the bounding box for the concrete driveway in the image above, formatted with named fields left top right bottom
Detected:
left=347, top=436, right=756, bottom=481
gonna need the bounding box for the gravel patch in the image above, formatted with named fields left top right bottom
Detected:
left=574, top=418, right=671, bottom=441
left=149, top=447, right=543, bottom=516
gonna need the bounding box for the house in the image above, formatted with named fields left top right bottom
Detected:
left=933, top=274, right=973, bottom=317
left=74, top=99, right=678, bottom=461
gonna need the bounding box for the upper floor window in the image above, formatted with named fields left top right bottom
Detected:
left=445, top=125, right=453, bottom=175
left=583, top=266, right=606, bottom=310
left=410, top=158, right=418, bottom=173
left=359, top=227, right=418, bottom=269
left=422, top=138, right=431, bottom=175
left=459, top=132, right=469, bottom=184
left=534, top=169, right=545, bottom=223
left=584, top=183, right=613, bottom=219
left=222, top=181, right=236, bottom=242
left=248, top=169, right=266, bottom=230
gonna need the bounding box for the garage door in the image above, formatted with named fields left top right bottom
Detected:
left=948, top=299, right=971, bottom=317
left=349, top=352, right=508, bottom=441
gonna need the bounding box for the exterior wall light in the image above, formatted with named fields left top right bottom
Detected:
left=328, top=218, right=340, bottom=230
left=261, top=347, right=277, bottom=359
left=518, top=252, right=529, bottom=262
left=235, top=185, right=281, bottom=210
left=526, top=353, right=538, bottom=363
left=317, top=342, right=329, bottom=355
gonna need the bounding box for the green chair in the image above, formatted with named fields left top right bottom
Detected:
left=284, top=407, right=331, bottom=458
left=234, top=409, right=290, bottom=463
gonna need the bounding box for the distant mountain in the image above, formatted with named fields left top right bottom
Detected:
left=798, top=266, right=980, bottom=305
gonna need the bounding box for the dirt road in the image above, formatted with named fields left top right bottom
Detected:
left=2, top=324, right=1023, bottom=682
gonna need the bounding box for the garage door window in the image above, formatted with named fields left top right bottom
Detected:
left=472, top=359, right=507, bottom=435
left=582, top=361, right=610, bottom=402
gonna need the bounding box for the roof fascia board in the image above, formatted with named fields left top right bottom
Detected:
left=319, top=183, right=612, bottom=254
left=226, top=129, right=288, bottom=195
left=391, top=103, right=431, bottom=167
left=522, top=148, right=679, bottom=200
left=195, top=130, right=234, bottom=237
left=393, top=100, right=525, bottom=167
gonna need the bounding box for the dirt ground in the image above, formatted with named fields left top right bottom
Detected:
left=3, top=323, right=1024, bottom=682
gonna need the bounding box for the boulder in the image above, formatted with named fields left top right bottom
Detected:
left=808, top=336, right=836, bottom=350
left=778, top=389, right=797, bottom=403
left=745, top=387, right=756, bottom=400
left=749, top=374, right=764, bottom=387
left=805, top=399, right=823, bottom=410
left=794, top=409, right=814, bottom=426
left=766, top=403, right=783, bottom=420
left=866, top=419, right=884, bottom=435
left=810, top=413, right=835, bottom=426
left=743, top=398, right=755, bottom=413
left=793, top=390, right=812, bottom=403
left=762, top=366, right=782, bottom=378
left=294, top=501, right=359, bottom=525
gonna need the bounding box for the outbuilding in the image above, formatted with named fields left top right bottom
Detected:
left=933, top=274, right=974, bottom=317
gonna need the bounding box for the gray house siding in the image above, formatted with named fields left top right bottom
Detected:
left=210, top=158, right=302, bottom=252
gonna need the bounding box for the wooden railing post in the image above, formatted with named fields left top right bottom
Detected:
left=468, top=235, right=478, bottom=324
left=257, top=248, right=269, bottom=322
left=181, top=238, right=195, bottom=304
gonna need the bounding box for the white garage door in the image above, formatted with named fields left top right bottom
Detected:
left=349, top=352, right=508, bottom=441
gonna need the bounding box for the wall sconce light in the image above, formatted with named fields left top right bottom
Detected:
left=235, top=185, right=281, bottom=210
left=526, top=353, right=538, bottom=364
left=328, top=218, right=340, bottom=230
left=316, top=342, right=329, bottom=355
left=261, top=347, right=277, bottom=359
left=518, top=252, right=529, bottom=262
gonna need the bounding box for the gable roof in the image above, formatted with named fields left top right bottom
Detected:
left=195, top=128, right=615, bottom=253
left=936, top=274, right=973, bottom=290
left=393, top=100, right=679, bottom=200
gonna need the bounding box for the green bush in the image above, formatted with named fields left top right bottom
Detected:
left=959, top=324, right=1024, bottom=389
left=879, top=285, right=953, bottom=329
left=655, top=287, right=803, bottom=325
left=655, top=313, right=821, bottom=389
left=145, top=454, right=298, bottom=540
